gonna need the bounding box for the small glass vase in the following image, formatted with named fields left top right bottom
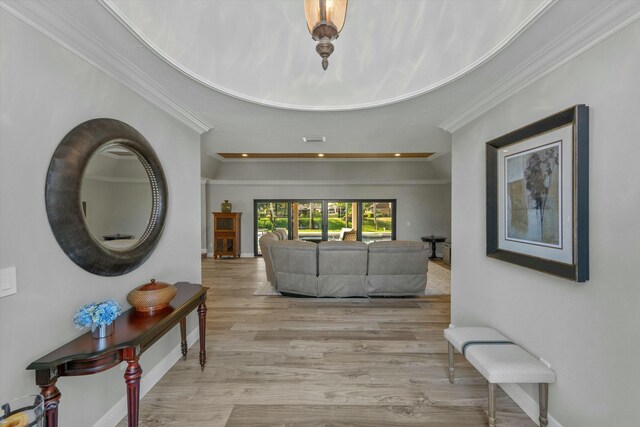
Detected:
left=91, top=323, right=114, bottom=339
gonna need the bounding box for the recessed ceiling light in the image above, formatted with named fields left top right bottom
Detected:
left=394, top=153, right=401, bottom=157
left=241, top=153, right=248, bottom=157
left=317, top=153, right=325, bottom=157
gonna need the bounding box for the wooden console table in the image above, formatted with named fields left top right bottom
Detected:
left=27, top=282, right=208, bottom=427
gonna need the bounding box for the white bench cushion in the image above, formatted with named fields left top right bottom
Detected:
left=445, top=327, right=555, bottom=384
left=466, top=345, right=556, bottom=383
left=445, top=327, right=509, bottom=354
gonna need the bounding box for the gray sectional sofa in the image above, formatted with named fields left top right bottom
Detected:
left=259, top=235, right=429, bottom=297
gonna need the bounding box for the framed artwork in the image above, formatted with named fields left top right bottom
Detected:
left=486, top=105, right=589, bottom=282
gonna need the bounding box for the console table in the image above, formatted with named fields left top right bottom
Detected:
left=27, top=282, right=208, bottom=427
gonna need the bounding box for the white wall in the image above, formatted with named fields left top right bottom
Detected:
left=451, top=19, right=640, bottom=426
left=207, top=182, right=451, bottom=256
left=0, top=10, right=201, bottom=427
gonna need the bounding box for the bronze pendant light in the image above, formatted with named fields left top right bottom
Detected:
left=304, top=0, right=348, bottom=70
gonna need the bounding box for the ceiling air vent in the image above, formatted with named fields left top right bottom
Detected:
left=302, top=136, right=326, bottom=143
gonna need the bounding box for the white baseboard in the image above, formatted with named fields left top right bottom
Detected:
left=500, top=383, right=563, bottom=427
left=201, top=248, right=206, bottom=254
left=93, top=328, right=200, bottom=427
left=206, top=252, right=213, bottom=258
left=240, top=252, right=255, bottom=258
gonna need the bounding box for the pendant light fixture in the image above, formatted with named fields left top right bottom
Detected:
left=304, top=0, right=348, bottom=70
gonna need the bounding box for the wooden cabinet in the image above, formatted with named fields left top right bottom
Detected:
left=213, top=212, right=241, bottom=259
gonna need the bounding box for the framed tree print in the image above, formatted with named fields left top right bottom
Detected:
left=486, top=105, right=589, bottom=282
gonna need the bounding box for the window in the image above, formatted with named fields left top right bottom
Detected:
left=292, top=201, right=323, bottom=242
left=255, top=201, right=289, bottom=254
left=361, top=201, right=393, bottom=243
left=254, top=199, right=396, bottom=255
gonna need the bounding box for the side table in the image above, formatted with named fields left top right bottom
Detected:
left=421, top=235, right=447, bottom=259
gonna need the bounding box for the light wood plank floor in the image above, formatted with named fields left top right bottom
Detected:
left=121, top=257, right=534, bottom=426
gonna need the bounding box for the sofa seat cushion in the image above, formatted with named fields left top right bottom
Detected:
left=318, top=241, right=367, bottom=296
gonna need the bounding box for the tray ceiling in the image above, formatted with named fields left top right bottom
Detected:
left=3, top=0, right=639, bottom=158
left=106, top=0, right=548, bottom=111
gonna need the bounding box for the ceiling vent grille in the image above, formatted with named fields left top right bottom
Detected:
left=302, top=136, right=326, bottom=143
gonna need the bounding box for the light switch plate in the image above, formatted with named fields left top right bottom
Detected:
left=0, top=267, right=17, bottom=297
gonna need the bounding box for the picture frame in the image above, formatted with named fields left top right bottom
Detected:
left=486, top=105, right=589, bottom=282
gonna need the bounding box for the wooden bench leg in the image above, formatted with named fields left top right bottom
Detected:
left=539, top=383, right=549, bottom=427
left=488, top=382, right=497, bottom=427
left=447, top=342, right=455, bottom=383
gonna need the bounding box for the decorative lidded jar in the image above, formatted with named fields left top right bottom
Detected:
left=127, top=279, right=177, bottom=313
left=221, top=200, right=232, bottom=213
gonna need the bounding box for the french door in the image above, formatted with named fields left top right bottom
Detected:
left=254, top=199, right=396, bottom=255
left=255, top=201, right=289, bottom=254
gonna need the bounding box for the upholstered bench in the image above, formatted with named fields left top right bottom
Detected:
left=444, top=327, right=555, bottom=427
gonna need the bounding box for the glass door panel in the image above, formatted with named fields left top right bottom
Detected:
left=361, top=201, right=393, bottom=243
left=256, top=201, right=289, bottom=254
left=327, top=201, right=358, bottom=240
left=292, top=201, right=323, bottom=243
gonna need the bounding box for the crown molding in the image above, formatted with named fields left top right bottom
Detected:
left=99, top=0, right=555, bottom=112
left=208, top=179, right=449, bottom=186
left=0, top=0, right=213, bottom=134
left=440, top=1, right=640, bottom=133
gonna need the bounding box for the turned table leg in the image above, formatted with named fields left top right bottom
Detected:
left=35, top=369, right=61, bottom=427
left=198, top=303, right=207, bottom=371
left=41, top=381, right=61, bottom=427
left=180, top=318, right=188, bottom=360
left=124, top=359, right=142, bottom=427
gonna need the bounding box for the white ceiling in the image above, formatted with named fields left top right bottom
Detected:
left=107, top=0, right=546, bottom=111
left=3, top=0, right=640, bottom=160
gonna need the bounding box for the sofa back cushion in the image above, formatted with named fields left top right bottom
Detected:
left=366, top=241, right=428, bottom=296
left=258, top=232, right=280, bottom=284
left=271, top=240, right=318, bottom=296
left=317, top=241, right=367, bottom=296
left=274, top=228, right=288, bottom=240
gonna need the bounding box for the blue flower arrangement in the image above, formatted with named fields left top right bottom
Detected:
left=73, top=300, right=122, bottom=329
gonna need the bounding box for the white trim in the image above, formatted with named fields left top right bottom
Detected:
left=208, top=179, right=449, bottom=186
left=500, top=383, right=563, bottom=427
left=440, top=3, right=640, bottom=133
left=0, top=1, right=213, bottom=134
left=99, top=0, right=554, bottom=112
left=206, top=252, right=214, bottom=258
left=240, top=252, right=255, bottom=258
left=92, top=328, right=200, bottom=427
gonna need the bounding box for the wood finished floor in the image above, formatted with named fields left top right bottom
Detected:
left=121, top=257, right=534, bottom=426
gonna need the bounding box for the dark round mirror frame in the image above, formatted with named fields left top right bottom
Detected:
left=45, top=118, right=168, bottom=276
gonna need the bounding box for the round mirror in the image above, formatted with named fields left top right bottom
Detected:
left=46, top=119, right=167, bottom=276
left=81, top=144, right=153, bottom=251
